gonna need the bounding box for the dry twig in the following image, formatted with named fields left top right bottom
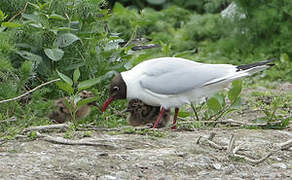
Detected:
left=0, top=79, right=60, bottom=104
left=197, top=133, right=292, bottom=164
left=0, top=116, right=17, bottom=124
left=8, top=2, right=28, bottom=22
left=231, top=151, right=274, bottom=164
left=227, top=134, right=236, bottom=154
left=196, top=134, right=227, bottom=150
left=35, top=132, right=116, bottom=149
left=22, top=123, right=69, bottom=134
left=277, top=139, right=292, bottom=150
left=178, top=118, right=283, bottom=129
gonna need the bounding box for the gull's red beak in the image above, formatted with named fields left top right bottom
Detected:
left=102, top=96, right=114, bottom=112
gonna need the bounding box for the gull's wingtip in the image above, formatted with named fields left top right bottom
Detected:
left=236, top=57, right=277, bottom=72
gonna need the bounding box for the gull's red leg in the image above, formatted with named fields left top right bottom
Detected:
left=171, top=108, right=179, bottom=129
left=153, top=107, right=165, bottom=129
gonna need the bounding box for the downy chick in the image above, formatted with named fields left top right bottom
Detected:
left=49, top=90, right=97, bottom=123
left=126, top=99, right=171, bottom=128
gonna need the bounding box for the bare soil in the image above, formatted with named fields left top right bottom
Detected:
left=0, top=128, right=291, bottom=180
left=0, top=83, right=291, bottom=180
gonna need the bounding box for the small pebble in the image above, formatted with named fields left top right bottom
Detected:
left=272, top=163, right=287, bottom=169
left=213, top=163, right=222, bottom=170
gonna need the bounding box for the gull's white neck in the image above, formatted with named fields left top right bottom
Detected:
left=121, top=70, right=142, bottom=100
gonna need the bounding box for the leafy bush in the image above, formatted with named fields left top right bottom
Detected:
left=0, top=0, right=129, bottom=130
left=0, top=0, right=291, bottom=137
left=108, top=0, right=231, bottom=13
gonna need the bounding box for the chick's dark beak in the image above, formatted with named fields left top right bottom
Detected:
left=89, top=101, right=99, bottom=107
left=102, top=96, right=115, bottom=112
left=121, top=108, right=131, bottom=113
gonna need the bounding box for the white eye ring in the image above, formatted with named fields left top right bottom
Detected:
left=113, top=86, right=119, bottom=91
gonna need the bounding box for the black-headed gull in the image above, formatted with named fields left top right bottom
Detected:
left=102, top=57, right=275, bottom=129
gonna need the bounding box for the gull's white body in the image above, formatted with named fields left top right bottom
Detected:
left=121, top=57, right=270, bottom=109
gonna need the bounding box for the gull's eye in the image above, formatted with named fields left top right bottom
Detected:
left=113, top=86, right=119, bottom=91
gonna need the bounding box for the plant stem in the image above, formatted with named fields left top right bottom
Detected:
left=190, top=103, right=200, bottom=121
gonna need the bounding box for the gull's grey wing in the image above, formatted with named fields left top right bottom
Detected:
left=139, top=60, right=235, bottom=95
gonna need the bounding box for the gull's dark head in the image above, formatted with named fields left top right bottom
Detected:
left=102, top=73, right=127, bottom=112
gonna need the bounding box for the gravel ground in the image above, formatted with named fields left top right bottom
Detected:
left=0, top=128, right=291, bottom=180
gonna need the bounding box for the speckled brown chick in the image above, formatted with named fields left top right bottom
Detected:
left=126, top=99, right=171, bottom=128
left=49, top=90, right=97, bottom=123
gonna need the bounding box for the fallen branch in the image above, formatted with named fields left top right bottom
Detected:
left=178, top=118, right=283, bottom=127
left=231, top=151, right=274, bottom=164
left=277, top=139, right=292, bottom=150
left=36, top=132, right=116, bottom=149
left=197, top=133, right=291, bottom=164
left=227, top=134, right=236, bottom=154
left=196, top=134, right=227, bottom=150
left=77, top=127, right=126, bottom=132
left=0, top=78, right=60, bottom=104
left=22, top=123, right=69, bottom=134
left=0, top=116, right=17, bottom=124
left=78, top=123, right=174, bottom=132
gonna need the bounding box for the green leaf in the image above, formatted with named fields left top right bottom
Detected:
left=53, top=27, right=72, bottom=32
left=49, top=13, right=66, bottom=20
left=213, top=93, right=226, bottom=107
left=54, top=33, right=79, bottom=48
left=1, top=22, right=22, bottom=28
left=178, top=111, right=191, bottom=118
left=281, top=117, right=291, bottom=128
left=22, top=14, right=40, bottom=23
left=146, top=0, right=166, bottom=5
left=228, top=80, right=242, bottom=103
left=44, top=48, right=64, bottom=61
left=56, top=70, right=73, bottom=86
left=73, top=68, right=80, bottom=83
left=56, top=81, right=74, bottom=95
left=63, top=62, right=85, bottom=71
left=77, top=97, right=97, bottom=108
left=38, top=2, right=48, bottom=10
left=73, top=95, right=82, bottom=105
left=230, top=97, right=242, bottom=109
left=280, top=53, right=289, bottom=63
left=0, top=10, right=8, bottom=21
left=63, top=98, right=74, bottom=113
left=78, top=78, right=101, bottom=91
left=113, top=3, right=126, bottom=14
left=0, top=27, right=6, bottom=32
left=207, top=97, right=222, bottom=112
left=16, top=50, right=42, bottom=63
left=29, top=23, right=43, bottom=28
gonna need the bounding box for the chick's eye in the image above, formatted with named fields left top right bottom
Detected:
left=113, top=86, right=119, bottom=91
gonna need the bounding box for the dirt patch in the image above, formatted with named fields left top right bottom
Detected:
left=0, top=82, right=291, bottom=180
left=0, top=128, right=291, bottom=180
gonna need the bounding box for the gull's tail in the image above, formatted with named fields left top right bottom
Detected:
left=203, top=58, right=276, bottom=87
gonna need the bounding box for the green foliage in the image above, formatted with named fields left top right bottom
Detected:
left=190, top=80, right=243, bottom=122
left=0, top=0, right=291, bottom=137
left=120, top=127, right=167, bottom=137
left=55, top=68, right=101, bottom=126
left=249, top=90, right=291, bottom=129
left=28, top=131, right=37, bottom=140
left=108, top=0, right=231, bottom=13
left=18, top=61, right=34, bottom=90
left=181, top=14, right=222, bottom=41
